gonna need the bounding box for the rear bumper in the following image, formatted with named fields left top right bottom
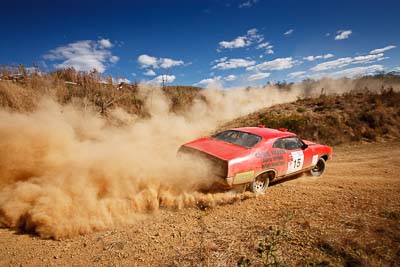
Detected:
left=177, top=145, right=256, bottom=189
left=226, top=176, right=234, bottom=187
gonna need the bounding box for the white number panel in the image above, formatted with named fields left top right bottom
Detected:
left=287, top=150, right=304, bottom=174
left=312, top=154, right=319, bottom=166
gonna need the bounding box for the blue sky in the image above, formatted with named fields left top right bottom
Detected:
left=1, top=0, right=399, bottom=88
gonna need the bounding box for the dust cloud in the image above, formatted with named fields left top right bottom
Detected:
left=0, top=81, right=387, bottom=238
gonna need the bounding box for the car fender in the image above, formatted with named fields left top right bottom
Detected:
left=253, top=168, right=277, bottom=181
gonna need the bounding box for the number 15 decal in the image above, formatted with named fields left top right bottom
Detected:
left=287, top=151, right=304, bottom=174
left=293, top=158, right=302, bottom=168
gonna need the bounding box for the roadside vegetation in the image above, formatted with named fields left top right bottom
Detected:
left=1, top=64, right=400, bottom=120
left=2, top=65, right=400, bottom=146
left=219, top=88, right=400, bottom=145
left=0, top=65, right=203, bottom=115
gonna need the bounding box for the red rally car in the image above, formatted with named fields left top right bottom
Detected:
left=178, top=126, right=332, bottom=193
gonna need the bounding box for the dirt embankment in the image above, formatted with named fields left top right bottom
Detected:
left=0, top=141, right=399, bottom=266
left=219, top=89, right=400, bottom=145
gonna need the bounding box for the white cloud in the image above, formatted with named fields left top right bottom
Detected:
left=137, top=54, right=184, bottom=69
left=324, top=53, right=334, bottom=59
left=287, top=71, right=306, bottom=78
left=110, top=55, right=119, bottom=63
left=99, top=38, right=113, bottom=48
left=218, top=28, right=263, bottom=49
left=310, top=53, right=385, bottom=72
left=256, top=42, right=274, bottom=54
left=212, top=58, right=256, bottom=70
left=239, top=0, right=258, bottom=8
left=247, top=57, right=298, bottom=71
left=352, top=53, right=387, bottom=64
left=329, top=65, right=384, bottom=78
left=194, top=76, right=223, bottom=89
left=248, top=72, right=270, bottom=81
left=143, top=69, right=156, bottom=76
left=219, top=36, right=248, bottom=49
left=224, top=75, right=237, bottom=81
left=247, top=28, right=264, bottom=43
left=159, top=58, right=184, bottom=68
left=138, top=54, right=158, bottom=68
left=303, top=53, right=334, bottom=61
left=369, top=45, right=396, bottom=54
left=43, top=39, right=117, bottom=73
left=149, top=75, right=176, bottom=85
left=303, top=56, right=317, bottom=61
left=118, top=78, right=131, bottom=84
left=284, top=29, right=294, bottom=35
left=302, top=64, right=384, bottom=80
left=311, top=57, right=353, bottom=71
left=335, top=30, right=352, bottom=40
left=211, top=57, right=228, bottom=65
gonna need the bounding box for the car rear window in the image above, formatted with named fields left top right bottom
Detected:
left=212, top=130, right=261, bottom=148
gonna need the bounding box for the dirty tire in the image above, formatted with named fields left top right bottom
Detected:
left=250, top=173, right=270, bottom=194
left=310, top=158, right=326, bottom=177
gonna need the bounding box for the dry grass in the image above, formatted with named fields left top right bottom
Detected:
left=0, top=65, right=204, bottom=115
left=2, top=65, right=400, bottom=120
left=219, top=88, right=400, bottom=145
left=2, top=65, right=400, bottom=146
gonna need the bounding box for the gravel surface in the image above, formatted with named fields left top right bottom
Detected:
left=0, top=141, right=399, bottom=266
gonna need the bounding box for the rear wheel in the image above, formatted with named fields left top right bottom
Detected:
left=309, top=158, right=326, bottom=177
left=250, top=173, right=270, bottom=194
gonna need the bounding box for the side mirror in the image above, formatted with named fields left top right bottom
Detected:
left=302, top=143, right=308, bottom=150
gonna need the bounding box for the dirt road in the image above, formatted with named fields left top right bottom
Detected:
left=1, top=141, right=399, bottom=266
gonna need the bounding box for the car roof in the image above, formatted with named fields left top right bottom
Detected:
left=231, top=127, right=296, bottom=140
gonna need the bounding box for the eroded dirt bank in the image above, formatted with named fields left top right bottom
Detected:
left=0, top=141, right=399, bottom=266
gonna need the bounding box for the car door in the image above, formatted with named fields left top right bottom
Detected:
left=281, top=137, right=306, bottom=175
left=269, top=138, right=289, bottom=176
left=300, top=139, right=317, bottom=169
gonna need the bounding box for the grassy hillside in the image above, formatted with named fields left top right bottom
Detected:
left=0, top=66, right=204, bottom=114
left=218, top=89, right=400, bottom=145
left=2, top=65, right=400, bottom=116
left=1, top=65, right=400, bottom=146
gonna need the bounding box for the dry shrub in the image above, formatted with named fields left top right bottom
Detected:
left=221, top=90, right=400, bottom=145
left=0, top=81, right=38, bottom=111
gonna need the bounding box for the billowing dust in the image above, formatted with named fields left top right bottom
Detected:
left=0, top=81, right=391, bottom=238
